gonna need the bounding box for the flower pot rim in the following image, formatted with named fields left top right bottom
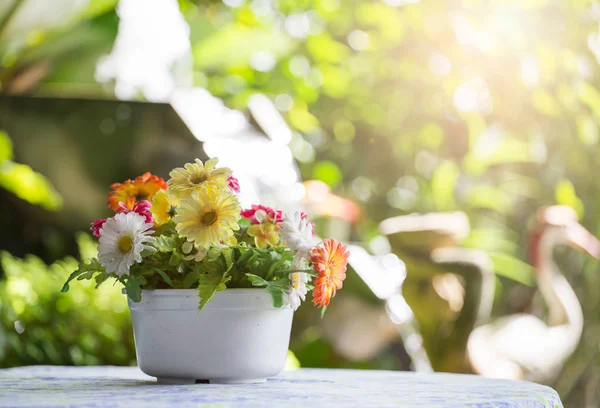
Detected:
left=140, top=288, right=266, bottom=295
left=127, top=287, right=289, bottom=311
left=123, top=288, right=269, bottom=296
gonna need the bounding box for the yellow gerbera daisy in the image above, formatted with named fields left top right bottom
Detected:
left=151, top=190, right=179, bottom=226
left=167, top=158, right=231, bottom=199
left=173, top=189, right=241, bottom=248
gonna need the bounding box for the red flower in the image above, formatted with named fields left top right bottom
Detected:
left=228, top=176, right=240, bottom=194
left=90, top=219, right=107, bottom=238
left=118, top=200, right=153, bottom=225
left=310, top=239, right=349, bottom=308
left=241, top=205, right=283, bottom=224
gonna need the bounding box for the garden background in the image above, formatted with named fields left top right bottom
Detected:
left=1, top=1, right=600, bottom=406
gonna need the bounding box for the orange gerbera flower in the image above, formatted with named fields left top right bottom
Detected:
left=310, top=239, right=349, bottom=308
left=108, top=172, right=167, bottom=212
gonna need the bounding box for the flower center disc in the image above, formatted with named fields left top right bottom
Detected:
left=117, top=235, right=134, bottom=254
left=190, top=173, right=208, bottom=185
left=202, top=210, right=218, bottom=226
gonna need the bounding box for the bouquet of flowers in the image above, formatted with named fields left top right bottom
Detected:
left=62, top=158, right=349, bottom=311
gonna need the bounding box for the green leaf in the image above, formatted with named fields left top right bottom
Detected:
left=61, top=258, right=105, bottom=292
left=182, top=271, right=199, bottom=288
left=197, top=270, right=232, bottom=311
left=246, top=274, right=290, bottom=308
left=245, top=273, right=269, bottom=287
left=94, top=273, right=110, bottom=289
left=168, top=252, right=182, bottom=266
left=222, top=247, right=234, bottom=271
left=155, top=235, right=177, bottom=252
left=124, top=275, right=143, bottom=302
left=154, top=268, right=173, bottom=287
left=236, top=246, right=255, bottom=266
left=267, top=285, right=286, bottom=308
left=205, top=246, right=222, bottom=262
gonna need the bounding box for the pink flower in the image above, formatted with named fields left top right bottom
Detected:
left=90, top=219, right=107, bottom=238
left=118, top=200, right=153, bottom=225
left=241, top=205, right=283, bottom=224
left=228, top=176, right=240, bottom=194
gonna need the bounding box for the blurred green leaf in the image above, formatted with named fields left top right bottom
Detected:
left=312, top=160, right=343, bottom=189
left=466, top=185, right=513, bottom=212
left=0, top=236, right=134, bottom=367
left=0, top=130, right=13, bottom=162
left=419, top=124, right=444, bottom=149
left=489, top=252, right=535, bottom=286
left=576, top=116, right=599, bottom=145
left=306, top=33, right=348, bottom=64
left=532, top=89, right=560, bottom=117
left=193, top=24, right=295, bottom=70
left=555, top=179, right=584, bottom=217
left=0, top=161, right=62, bottom=211
left=577, top=81, right=600, bottom=120
left=431, top=160, right=458, bottom=210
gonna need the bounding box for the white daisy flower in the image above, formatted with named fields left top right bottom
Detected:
left=284, top=271, right=308, bottom=311
left=98, top=212, right=156, bottom=277
left=280, top=211, right=315, bottom=258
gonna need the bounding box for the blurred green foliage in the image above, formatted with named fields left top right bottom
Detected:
left=0, top=233, right=134, bottom=367
left=0, top=130, right=62, bottom=210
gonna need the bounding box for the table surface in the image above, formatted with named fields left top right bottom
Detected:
left=0, top=366, right=562, bottom=408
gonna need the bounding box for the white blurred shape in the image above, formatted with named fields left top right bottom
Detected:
left=520, top=56, right=539, bottom=87
left=95, top=0, right=192, bottom=102
left=248, top=94, right=292, bottom=144
left=250, top=51, right=276, bottom=72
left=289, top=55, right=311, bottom=77
left=274, top=94, right=294, bottom=112
left=224, top=0, right=245, bottom=8
left=414, top=150, right=438, bottom=178
left=474, top=124, right=504, bottom=158
left=347, top=245, right=406, bottom=300
left=428, top=53, right=452, bottom=76
left=369, top=235, right=392, bottom=256
left=251, top=0, right=275, bottom=17
left=171, top=88, right=247, bottom=141
left=285, top=13, right=310, bottom=39
left=451, top=13, right=494, bottom=52
left=529, top=134, right=547, bottom=163
left=387, top=187, right=417, bottom=210
left=453, top=78, right=493, bottom=113
left=351, top=176, right=375, bottom=202
left=347, top=30, right=370, bottom=51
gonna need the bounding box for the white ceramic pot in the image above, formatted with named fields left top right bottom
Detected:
left=128, top=288, right=293, bottom=384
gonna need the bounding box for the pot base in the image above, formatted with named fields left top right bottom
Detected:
left=157, top=377, right=197, bottom=385
left=156, top=377, right=266, bottom=385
